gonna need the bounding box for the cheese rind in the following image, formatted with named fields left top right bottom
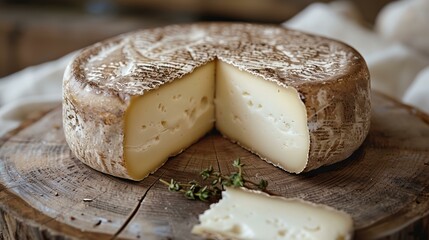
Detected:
left=192, top=187, right=354, bottom=240
left=63, top=23, right=370, bottom=180
left=63, top=63, right=129, bottom=178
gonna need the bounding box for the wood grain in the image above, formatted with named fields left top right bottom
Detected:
left=0, top=92, right=428, bottom=239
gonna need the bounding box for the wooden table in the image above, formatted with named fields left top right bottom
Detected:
left=0, top=92, right=428, bottom=239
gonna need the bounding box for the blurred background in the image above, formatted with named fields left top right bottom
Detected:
left=0, top=0, right=395, bottom=78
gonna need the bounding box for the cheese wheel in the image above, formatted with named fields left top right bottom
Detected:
left=63, top=23, right=370, bottom=180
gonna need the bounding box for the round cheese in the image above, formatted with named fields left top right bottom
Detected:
left=63, top=23, right=370, bottom=180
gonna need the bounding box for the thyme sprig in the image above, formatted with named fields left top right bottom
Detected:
left=160, top=158, right=269, bottom=201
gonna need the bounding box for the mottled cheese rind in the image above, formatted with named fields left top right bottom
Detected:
left=192, top=187, right=354, bottom=240
left=63, top=23, right=370, bottom=180
left=63, top=63, right=129, bottom=178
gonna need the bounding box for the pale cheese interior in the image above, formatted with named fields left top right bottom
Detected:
left=124, top=62, right=215, bottom=179
left=216, top=61, right=309, bottom=173
left=192, top=187, right=353, bottom=240
left=124, top=60, right=309, bottom=180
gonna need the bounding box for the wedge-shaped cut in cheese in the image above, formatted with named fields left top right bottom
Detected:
left=63, top=23, right=371, bottom=180
left=216, top=61, right=309, bottom=173
left=192, top=187, right=354, bottom=240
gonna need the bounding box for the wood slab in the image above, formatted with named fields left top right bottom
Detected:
left=0, top=92, right=428, bottom=239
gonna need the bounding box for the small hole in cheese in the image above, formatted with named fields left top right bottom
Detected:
left=336, top=235, right=346, bottom=240
left=158, top=103, right=165, bottom=112
left=233, top=115, right=240, bottom=122
left=189, top=109, right=196, bottom=119
left=229, top=224, right=242, bottom=234
left=161, top=121, right=167, bottom=127
left=200, top=96, right=208, bottom=106
left=242, top=91, right=250, bottom=96
left=185, top=109, right=196, bottom=119
left=141, top=125, right=147, bottom=130
left=278, top=230, right=287, bottom=237
left=304, top=225, right=321, bottom=232
left=283, top=122, right=290, bottom=130
left=247, top=100, right=253, bottom=107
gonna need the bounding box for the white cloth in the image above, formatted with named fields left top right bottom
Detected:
left=0, top=96, right=60, bottom=136
left=1, top=1, right=428, bottom=137
left=283, top=1, right=429, bottom=100
left=403, top=66, right=429, bottom=113
left=0, top=52, right=76, bottom=135
left=375, top=0, right=429, bottom=55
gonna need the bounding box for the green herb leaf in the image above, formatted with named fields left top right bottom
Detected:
left=200, top=165, right=213, bottom=180
left=232, top=158, right=244, bottom=168
left=185, top=190, right=195, bottom=200
left=230, top=173, right=244, bottom=187
left=160, top=157, right=270, bottom=201
left=168, top=179, right=181, bottom=191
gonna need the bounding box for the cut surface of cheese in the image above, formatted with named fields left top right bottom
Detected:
left=192, top=187, right=354, bottom=240
left=125, top=60, right=310, bottom=179
left=63, top=23, right=370, bottom=180
left=124, top=62, right=215, bottom=179
left=216, top=61, right=309, bottom=173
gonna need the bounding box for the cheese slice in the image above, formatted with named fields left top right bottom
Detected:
left=63, top=23, right=371, bottom=180
left=192, top=187, right=354, bottom=240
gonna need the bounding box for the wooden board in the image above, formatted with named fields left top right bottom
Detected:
left=0, top=92, right=428, bottom=240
